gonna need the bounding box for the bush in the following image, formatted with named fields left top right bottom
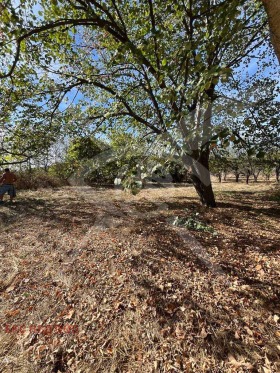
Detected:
left=48, top=162, right=74, bottom=181
left=16, top=169, right=67, bottom=190
left=84, top=160, right=119, bottom=185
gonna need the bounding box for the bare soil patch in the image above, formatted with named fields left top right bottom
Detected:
left=0, top=182, right=279, bottom=372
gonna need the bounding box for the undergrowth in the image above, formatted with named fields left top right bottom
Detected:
left=172, top=211, right=216, bottom=233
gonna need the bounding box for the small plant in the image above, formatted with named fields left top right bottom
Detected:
left=173, top=212, right=216, bottom=233
left=122, top=176, right=143, bottom=195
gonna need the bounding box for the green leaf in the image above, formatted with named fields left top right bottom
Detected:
left=247, top=148, right=255, bottom=156
left=256, top=151, right=265, bottom=158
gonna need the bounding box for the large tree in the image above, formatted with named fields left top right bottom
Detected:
left=0, top=0, right=269, bottom=206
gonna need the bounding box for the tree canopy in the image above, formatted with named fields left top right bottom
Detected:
left=0, top=0, right=278, bottom=206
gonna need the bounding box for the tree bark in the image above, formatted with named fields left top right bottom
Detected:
left=262, top=0, right=280, bottom=64
left=190, top=150, right=216, bottom=207
left=181, top=91, right=217, bottom=207
left=191, top=174, right=216, bottom=207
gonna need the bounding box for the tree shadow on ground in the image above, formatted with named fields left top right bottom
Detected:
left=217, top=201, right=280, bottom=219
left=163, top=198, right=279, bottom=256
left=1, top=190, right=279, bottom=370
left=0, top=198, right=47, bottom=226
left=220, top=263, right=280, bottom=292
left=164, top=196, right=280, bottom=219
left=129, top=218, right=280, bottom=368
left=134, top=275, right=272, bottom=367
left=1, top=197, right=137, bottom=232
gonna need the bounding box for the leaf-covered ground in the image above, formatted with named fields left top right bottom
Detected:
left=0, top=182, right=279, bottom=373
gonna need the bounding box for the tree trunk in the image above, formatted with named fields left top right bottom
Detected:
left=189, top=150, right=216, bottom=207
left=191, top=174, right=216, bottom=207
left=218, top=173, right=222, bottom=183
left=181, top=94, right=216, bottom=207
left=235, top=173, right=240, bottom=182
left=262, top=0, right=280, bottom=64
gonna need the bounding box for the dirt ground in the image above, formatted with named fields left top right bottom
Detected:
left=0, top=181, right=279, bottom=373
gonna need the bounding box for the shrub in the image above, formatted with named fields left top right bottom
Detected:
left=48, top=162, right=74, bottom=181
left=16, top=169, right=67, bottom=190
left=84, top=160, right=119, bottom=185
